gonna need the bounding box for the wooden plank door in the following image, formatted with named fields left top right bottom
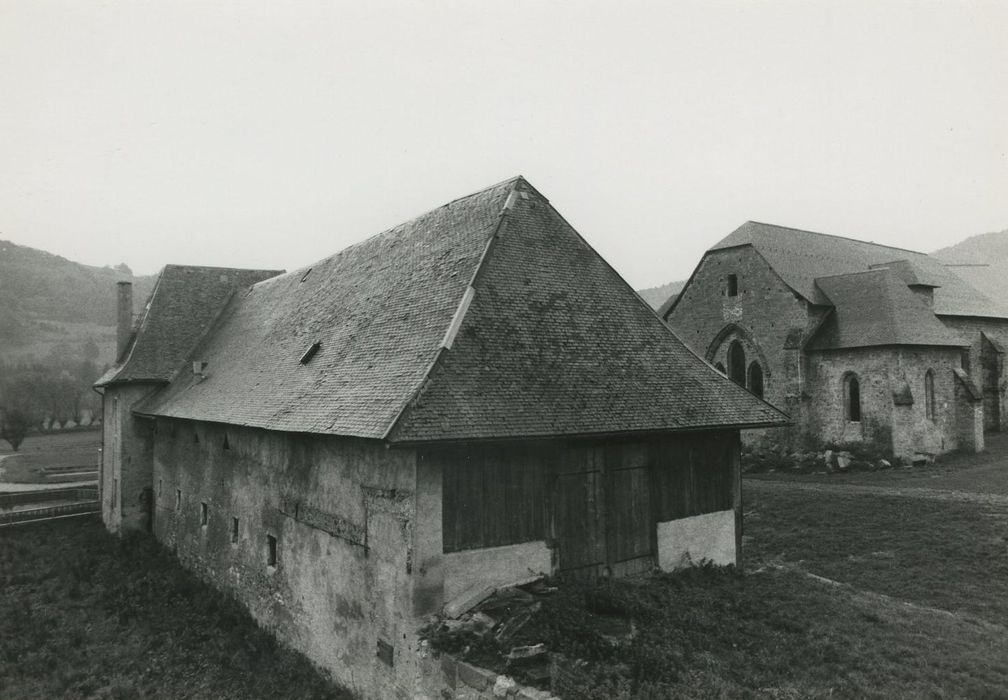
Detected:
left=553, top=470, right=605, bottom=577
left=606, top=465, right=654, bottom=577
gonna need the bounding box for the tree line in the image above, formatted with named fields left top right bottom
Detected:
left=0, top=358, right=106, bottom=451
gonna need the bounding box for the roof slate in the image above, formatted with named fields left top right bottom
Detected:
left=389, top=181, right=787, bottom=441
left=95, top=265, right=281, bottom=387
left=138, top=177, right=787, bottom=441
left=712, top=221, right=1008, bottom=318
left=806, top=269, right=968, bottom=350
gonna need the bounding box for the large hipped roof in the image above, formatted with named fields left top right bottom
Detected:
left=137, top=177, right=787, bottom=442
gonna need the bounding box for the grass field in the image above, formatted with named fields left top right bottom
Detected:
left=748, top=432, right=1008, bottom=496
left=0, top=518, right=348, bottom=700
left=432, top=485, right=1008, bottom=698
left=0, top=430, right=100, bottom=484
left=5, top=471, right=1008, bottom=698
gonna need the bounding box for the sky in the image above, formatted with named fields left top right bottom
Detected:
left=1, top=1, right=1006, bottom=288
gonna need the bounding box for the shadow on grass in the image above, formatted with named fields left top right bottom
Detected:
left=0, top=517, right=352, bottom=700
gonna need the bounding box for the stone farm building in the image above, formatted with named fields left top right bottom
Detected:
left=663, top=221, right=1008, bottom=463
left=95, top=178, right=785, bottom=698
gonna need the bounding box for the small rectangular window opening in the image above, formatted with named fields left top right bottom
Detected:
left=726, top=274, right=739, bottom=297
left=231, top=517, right=239, bottom=544
left=201, top=502, right=208, bottom=527
left=267, top=534, right=278, bottom=567
left=193, top=428, right=199, bottom=445
left=223, top=433, right=230, bottom=450
left=176, top=489, right=182, bottom=510
left=299, top=341, right=322, bottom=365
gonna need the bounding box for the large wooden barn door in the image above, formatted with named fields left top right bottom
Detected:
left=552, top=444, right=654, bottom=579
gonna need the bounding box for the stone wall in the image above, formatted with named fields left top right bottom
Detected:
left=666, top=246, right=811, bottom=447
left=805, top=346, right=963, bottom=460
left=100, top=383, right=158, bottom=534
left=151, top=420, right=420, bottom=700
left=940, top=316, right=1008, bottom=430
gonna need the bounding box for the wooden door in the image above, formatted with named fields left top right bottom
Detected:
left=552, top=444, right=655, bottom=578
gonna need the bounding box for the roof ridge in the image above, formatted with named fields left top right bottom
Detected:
left=381, top=179, right=521, bottom=440
left=269, top=176, right=527, bottom=285
left=745, top=220, right=927, bottom=256
left=162, top=263, right=283, bottom=274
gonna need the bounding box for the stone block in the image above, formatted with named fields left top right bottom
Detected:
left=456, top=661, right=494, bottom=692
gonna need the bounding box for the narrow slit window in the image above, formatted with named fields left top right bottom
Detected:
left=925, top=370, right=936, bottom=421
left=299, top=341, right=322, bottom=365
left=267, top=534, right=278, bottom=567
left=231, top=517, right=239, bottom=544
left=223, top=434, right=230, bottom=451
left=175, top=489, right=182, bottom=510
left=845, top=374, right=862, bottom=422
left=193, top=428, right=199, bottom=445
left=726, top=274, right=739, bottom=297
left=201, top=502, right=208, bottom=527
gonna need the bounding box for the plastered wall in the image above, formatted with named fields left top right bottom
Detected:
left=101, top=383, right=158, bottom=534
left=151, top=420, right=421, bottom=700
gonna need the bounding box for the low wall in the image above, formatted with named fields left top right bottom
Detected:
left=656, top=509, right=736, bottom=570
left=442, top=541, right=552, bottom=601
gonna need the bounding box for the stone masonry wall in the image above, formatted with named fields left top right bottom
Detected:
left=940, top=316, right=1008, bottom=430
left=151, top=420, right=421, bottom=700
left=101, top=383, right=158, bottom=534
left=666, top=246, right=812, bottom=446
left=805, top=346, right=962, bottom=459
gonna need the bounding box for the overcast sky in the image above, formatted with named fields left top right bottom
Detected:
left=1, top=1, right=1006, bottom=287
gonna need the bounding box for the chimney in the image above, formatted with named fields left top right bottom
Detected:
left=116, top=281, right=133, bottom=359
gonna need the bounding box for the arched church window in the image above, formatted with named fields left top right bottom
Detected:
left=844, top=373, right=862, bottom=422
left=925, top=369, right=936, bottom=421
left=748, top=362, right=765, bottom=399
left=727, top=341, right=746, bottom=386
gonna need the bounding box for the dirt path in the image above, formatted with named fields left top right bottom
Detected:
left=745, top=477, right=1008, bottom=507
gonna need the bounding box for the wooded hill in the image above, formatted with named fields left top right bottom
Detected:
left=0, top=239, right=156, bottom=366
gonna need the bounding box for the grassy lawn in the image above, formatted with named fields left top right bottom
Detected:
left=747, top=432, right=1008, bottom=496
left=430, top=487, right=1008, bottom=699
left=0, top=517, right=348, bottom=700
left=745, top=487, right=1008, bottom=624
left=0, top=430, right=100, bottom=483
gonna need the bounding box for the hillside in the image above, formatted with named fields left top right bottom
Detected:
left=932, top=229, right=1008, bottom=309
left=0, top=239, right=156, bottom=366
left=637, top=280, right=685, bottom=310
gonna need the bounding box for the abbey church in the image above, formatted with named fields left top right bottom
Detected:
left=664, top=221, right=1008, bottom=462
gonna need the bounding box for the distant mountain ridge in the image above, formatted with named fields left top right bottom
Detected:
left=637, top=280, right=685, bottom=310
left=931, top=228, right=1008, bottom=309
left=0, top=239, right=156, bottom=365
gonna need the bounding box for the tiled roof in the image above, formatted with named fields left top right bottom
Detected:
left=712, top=221, right=1008, bottom=318
left=95, top=265, right=281, bottom=387
left=137, top=177, right=787, bottom=441
left=806, top=269, right=968, bottom=350
left=388, top=181, right=786, bottom=442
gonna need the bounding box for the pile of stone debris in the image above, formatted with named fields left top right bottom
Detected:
left=430, top=580, right=556, bottom=688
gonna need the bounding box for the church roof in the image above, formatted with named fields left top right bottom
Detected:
left=135, top=177, right=787, bottom=442
left=95, top=265, right=282, bottom=387
left=711, top=221, right=1008, bottom=319
left=806, top=269, right=968, bottom=350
